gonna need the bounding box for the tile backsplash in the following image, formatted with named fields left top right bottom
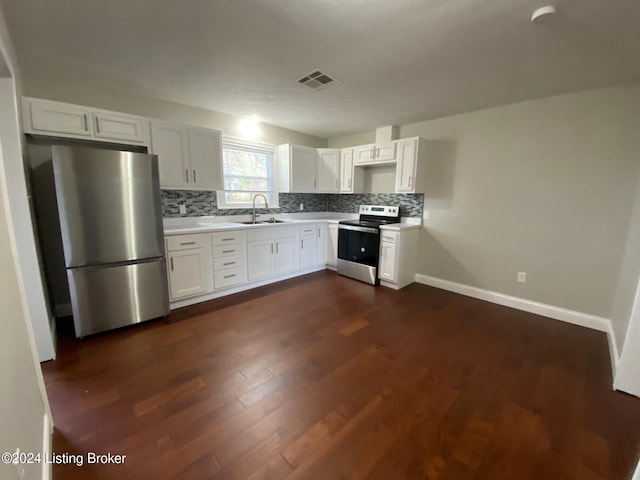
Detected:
left=161, top=190, right=423, bottom=218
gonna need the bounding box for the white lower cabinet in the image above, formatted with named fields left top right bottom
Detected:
left=247, top=240, right=274, bottom=281
left=212, top=231, right=246, bottom=290
left=247, top=226, right=299, bottom=281
left=166, top=233, right=213, bottom=300
left=327, top=223, right=338, bottom=268
left=378, top=228, right=419, bottom=290
left=274, top=236, right=299, bottom=274
left=378, top=239, right=398, bottom=284
left=299, top=225, right=317, bottom=269
left=316, top=224, right=328, bottom=266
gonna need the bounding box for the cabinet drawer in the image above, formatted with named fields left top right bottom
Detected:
left=299, top=225, right=316, bottom=236
left=166, top=234, right=210, bottom=252
left=380, top=231, right=399, bottom=244
left=213, top=244, right=243, bottom=258
left=213, top=255, right=245, bottom=271
left=214, top=267, right=246, bottom=289
left=211, top=231, right=246, bottom=246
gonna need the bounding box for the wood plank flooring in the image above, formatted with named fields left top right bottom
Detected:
left=42, top=270, right=640, bottom=479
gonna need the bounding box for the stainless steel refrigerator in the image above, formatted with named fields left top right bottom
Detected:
left=51, top=145, right=169, bottom=337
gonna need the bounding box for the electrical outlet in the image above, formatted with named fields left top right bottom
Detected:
left=423, top=210, right=430, bottom=220
left=299, top=203, right=304, bottom=211
left=517, top=272, right=527, bottom=283
left=179, top=204, right=187, bottom=215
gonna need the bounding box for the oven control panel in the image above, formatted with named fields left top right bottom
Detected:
left=359, top=205, right=399, bottom=217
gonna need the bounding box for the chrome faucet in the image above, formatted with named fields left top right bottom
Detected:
left=252, top=194, right=268, bottom=224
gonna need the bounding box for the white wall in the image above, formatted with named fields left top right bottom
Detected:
left=0, top=1, right=55, bottom=364
left=330, top=87, right=640, bottom=325
left=0, top=7, right=51, bottom=479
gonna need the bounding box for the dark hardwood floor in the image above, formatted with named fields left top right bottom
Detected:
left=42, top=270, right=640, bottom=479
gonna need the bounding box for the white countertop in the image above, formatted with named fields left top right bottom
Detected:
left=163, top=213, right=422, bottom=236
left=163, top=212, right=357, bottom=235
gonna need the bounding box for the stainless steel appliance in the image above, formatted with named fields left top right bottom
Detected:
left=52, top=145, right=169, bottom=337
left=337, top=205, right=400, bottom=285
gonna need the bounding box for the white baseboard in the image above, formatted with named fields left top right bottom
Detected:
left=42, top=413, right=52, bottom=480
left=414, top=273, right=612, bottom=333
left=606, top=322, right=620, bottom=379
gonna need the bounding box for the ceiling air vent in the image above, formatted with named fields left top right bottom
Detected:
left=297, top=70, right=336, bottom=90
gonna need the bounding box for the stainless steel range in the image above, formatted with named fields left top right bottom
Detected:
left=337, top=205, right=400, bottom=285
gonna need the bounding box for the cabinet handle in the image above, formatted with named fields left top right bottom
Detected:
left=180, top=241, right=196, bottom=246
left=271, top=243, right=274, bottom=254
left=276, top=243, right=279, bottom=254
left=223, top=274, right=236, bottom=279
left=318, top=229, right=320, bottom=238
left=408, top=175, right=413, bottom=187
left=223, top=261, right=236, bottom=266
left=221, top=238, right=235, bottom=242
left=170, top=257, right=174, bottom=271
left=301, top=239, right=304, bottom=249
left=94, top=116, right=100, bottom=133
left=193, top=169, right=197, bottom=183
left=185, top=169, right=189, bottom=182
left=83, top=114, right=89, bottom=132
left=222, top=249, right=235, bottom=254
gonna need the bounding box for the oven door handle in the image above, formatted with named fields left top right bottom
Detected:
left=338, top=224, right=379, bottom=235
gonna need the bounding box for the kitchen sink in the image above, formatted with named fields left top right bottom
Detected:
left=240, top=219, right=287, bottom=225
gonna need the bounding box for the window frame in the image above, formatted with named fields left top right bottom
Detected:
left=216, top=136, right=279, bottom=209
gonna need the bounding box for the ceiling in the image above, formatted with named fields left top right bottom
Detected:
left=2, top=0, right=639, bottom=138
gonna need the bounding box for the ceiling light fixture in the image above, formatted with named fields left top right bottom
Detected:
left=531, top=5, right=557, bottom=23
left=236, top=115, right=262, bottom=140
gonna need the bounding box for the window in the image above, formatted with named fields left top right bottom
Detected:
left=218, top=138, right=278, bottom=208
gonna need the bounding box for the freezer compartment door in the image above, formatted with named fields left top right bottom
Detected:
left=52, top=145, right=164, bottom=267
left=68, top=258, right=169, bottom=337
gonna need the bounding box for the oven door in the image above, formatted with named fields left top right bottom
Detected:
left=338, top=225, right=380, bottom=267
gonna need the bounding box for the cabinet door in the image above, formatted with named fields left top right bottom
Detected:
left=93, top=112, right=146, bottom=144
left=247, top=240, right=274, bottom=281
left=374, top=143, right=397, bottom=162
left=378, top=242, right=398, bottom=283
left=327, top=224, right=338, bottom=267
left=395, top=138, right=418, bottom=192
left=340, top=149, right=354, bottom=192
left=151, top=122, right=190, bottom=189
left=168, top=248, right=211, bottom=300
left=274, top=236, right=299, bottom=274
left=299, top=234, right=317, bottom=269
left=291, top=145, right=317, bottom=192
left=316, top=225, right=328, bottom=265
left=189, top=127, right=223, bottom=190
left=27, top=99, right=92, bottom=137
left=354, top=145, right=375, bottom=165
left=317, top=149, right=340, bottom=193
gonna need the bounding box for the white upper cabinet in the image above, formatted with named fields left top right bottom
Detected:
left=353, top=142, right=397, bottom=165
left=188, top=127, right=223, bottom=190
left=93, top=112, right=146, bottom=144
left=25, top=98, right=92, bottom=137
left=394, top=137, right=427, bottom=194
left=278, top=144, right=318, bottom=193
left=22, top=97, right=149, bottom=145
left=151, top=121, right=223, bottom=190
left=151, top=122, right=190, bottom=189
left=317, top=148, right=340, bottom=193
left=340, top=148, right=354, bottom=192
